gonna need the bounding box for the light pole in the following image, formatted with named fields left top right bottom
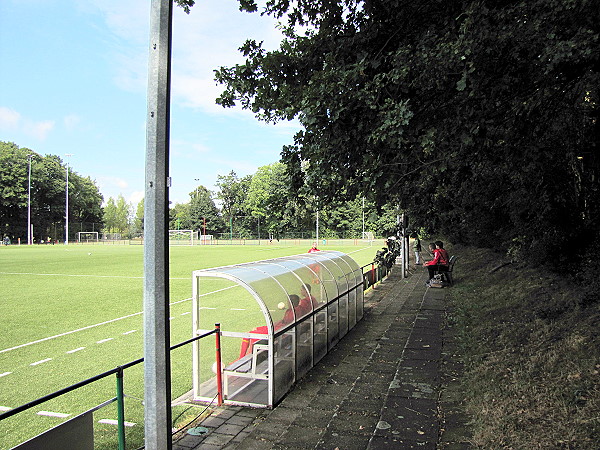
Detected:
left=27, top=154, right=33, bottom=245
left=362, top=197, right=365, bottom=239
left=316, top=210, right=319, bottom=243
left=194, top=178, right=200, bottom=226
left=65, top=153, right=73, bottom=244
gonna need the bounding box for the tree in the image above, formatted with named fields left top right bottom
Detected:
left=169, top=202, right=191, bottom=231
left=245, top=162, right=291, bottom=237
left=132, top=199, right=144, bottom=237
left=70, top=175, right=103, bottom=225
left=178, top=185, right=225, bottom=235
left=0, top=141, right=103, bottom=241
left=216, top=0, right=600, bottom=267
left=215, top=171, right=254, bottom=236
left=103, top=195, right=131, bottom=236
left=114, top=195, right=131, bottom=235
left=0, top=142, right=30, bottom=239
left=102, top=198, right=117, bottom=234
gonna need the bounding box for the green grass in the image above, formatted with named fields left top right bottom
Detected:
left=0, top=242, right=377, bottom=449
left=446, top=243, right=600, bottom=449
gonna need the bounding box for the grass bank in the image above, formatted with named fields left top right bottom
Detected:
left=447, top=244, right=599, bottom=448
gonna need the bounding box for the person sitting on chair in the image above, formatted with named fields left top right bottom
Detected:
left=423, top=241, right=449, bottom=284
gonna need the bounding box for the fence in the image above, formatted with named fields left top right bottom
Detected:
left=125, top=237, right=379, bottom=247
left=0, top=261, right=390, bottom=448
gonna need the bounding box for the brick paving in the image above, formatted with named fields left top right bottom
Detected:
left=172, top=266, right=472, bottom=449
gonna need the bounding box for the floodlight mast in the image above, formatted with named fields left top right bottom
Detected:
left=362, top=197, right=365, bottom=238
left=65, top=154, right=73, bottom=245
left=27, top=155, right=33, bottom=245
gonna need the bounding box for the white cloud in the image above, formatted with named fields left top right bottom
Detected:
left=171, top=139, right=211, bottom=159
left=76, top=0, right=148, bottom=44
left=0, top=106, right=56, bottom=140
left=98, top=175, right=129, bottom=191
left=208, top=156, right=260, bottom=175
left=0, top=106, right=21, bottom=130
left=76, top=0, right=149, bottom=93
left=129, top=190, right=144, bottom=206
left=78, top=0, right=286, bottom=116
left=26, top=120, right=55, bottom=141
left=64, top=114, right=81, bottom=131
left=170, top=2, right=284, bottom=116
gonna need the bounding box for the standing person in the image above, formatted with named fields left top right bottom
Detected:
left=412, top=233, right=422, bottom=265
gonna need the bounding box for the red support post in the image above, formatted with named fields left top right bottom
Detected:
left=215, top=323, right=224, bottom=406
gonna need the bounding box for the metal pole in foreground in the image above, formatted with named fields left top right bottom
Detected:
left=144, top=0, right=173, bottom=448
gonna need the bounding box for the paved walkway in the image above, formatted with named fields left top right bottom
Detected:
left=173, top=267, right=471, bottom=449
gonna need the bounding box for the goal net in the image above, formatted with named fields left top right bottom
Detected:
left=77, top=232, right=99, bottom=243
left=362, top=231, right=375, bottom=241
left=199, top=234, right=213, bottom=244
left=169, top=229, right=194, bottom=246
left=102, top=233, right=122, bottom=241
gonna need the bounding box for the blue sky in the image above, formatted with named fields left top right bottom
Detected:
left=0, top=0, right=299, bottom=206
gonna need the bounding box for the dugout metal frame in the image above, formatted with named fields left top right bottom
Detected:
left=191, top=250, right=364, bottom=408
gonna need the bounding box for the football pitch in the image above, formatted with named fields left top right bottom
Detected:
left=0, top=242, right=377, bottom=448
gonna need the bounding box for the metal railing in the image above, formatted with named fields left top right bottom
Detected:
left=0, top=327, right=220, bottom=450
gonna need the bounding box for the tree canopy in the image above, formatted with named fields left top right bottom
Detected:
left=216, top=0, right=599, bottom=266
left=0, top=141, right=104, bottom=241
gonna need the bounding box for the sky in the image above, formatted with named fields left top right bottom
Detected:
left=0, top=0, right=299, bottom=206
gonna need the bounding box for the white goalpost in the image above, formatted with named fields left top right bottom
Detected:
left=362, top=231, right=375, bottom=244
left=199, top=234, right=213, bottom=244
left=77, top=232, right=99, bottom=243
left=168, top=229, right=194, bottom=246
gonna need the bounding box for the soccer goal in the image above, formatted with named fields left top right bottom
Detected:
left=362, top=231, right=375, bottom=244
left=77, top=232, right=99, bottom=243
left=199, top=234, right=213, bottom=245
left=168, top=229, right=194, bottom=246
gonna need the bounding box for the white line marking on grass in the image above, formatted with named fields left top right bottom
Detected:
left=180, top=312, right=190, bottom=316
left=0, top=271, right=189, bottom=280
left=0, top=406, right=12, bottom=411
left=123, top=330, right=137, bottom=335
left=96, top=338, right=113, bottom=344
left=99, top=419, right=136, bottom=427
left=0, top=285, right=237, bottom=354
left=66, top=347, right=85, bottom=354
left=30, top=358, right=52, bottom=366
left=0, top=272, right=144, bottom=279
left=0, top=372, right=12, bottom=378
left=231, top=308, right=246, bottom=311
left=1, top=311, right=143, bottom=354
left=348, top=246, right=375, bottom=255
left=38, top=411, right=70, bottom=418
left=199, top=307, right=216, bottom=310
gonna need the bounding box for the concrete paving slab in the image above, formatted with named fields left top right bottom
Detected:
left=368, top=435, right=437, bottom=449
left=317, top=431, right=373, bottom=449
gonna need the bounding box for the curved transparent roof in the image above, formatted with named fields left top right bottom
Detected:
left=192, top=250, right=361, bottom=330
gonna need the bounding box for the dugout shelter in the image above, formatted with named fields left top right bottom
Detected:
left=191, top=250, right=364, bottom=408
